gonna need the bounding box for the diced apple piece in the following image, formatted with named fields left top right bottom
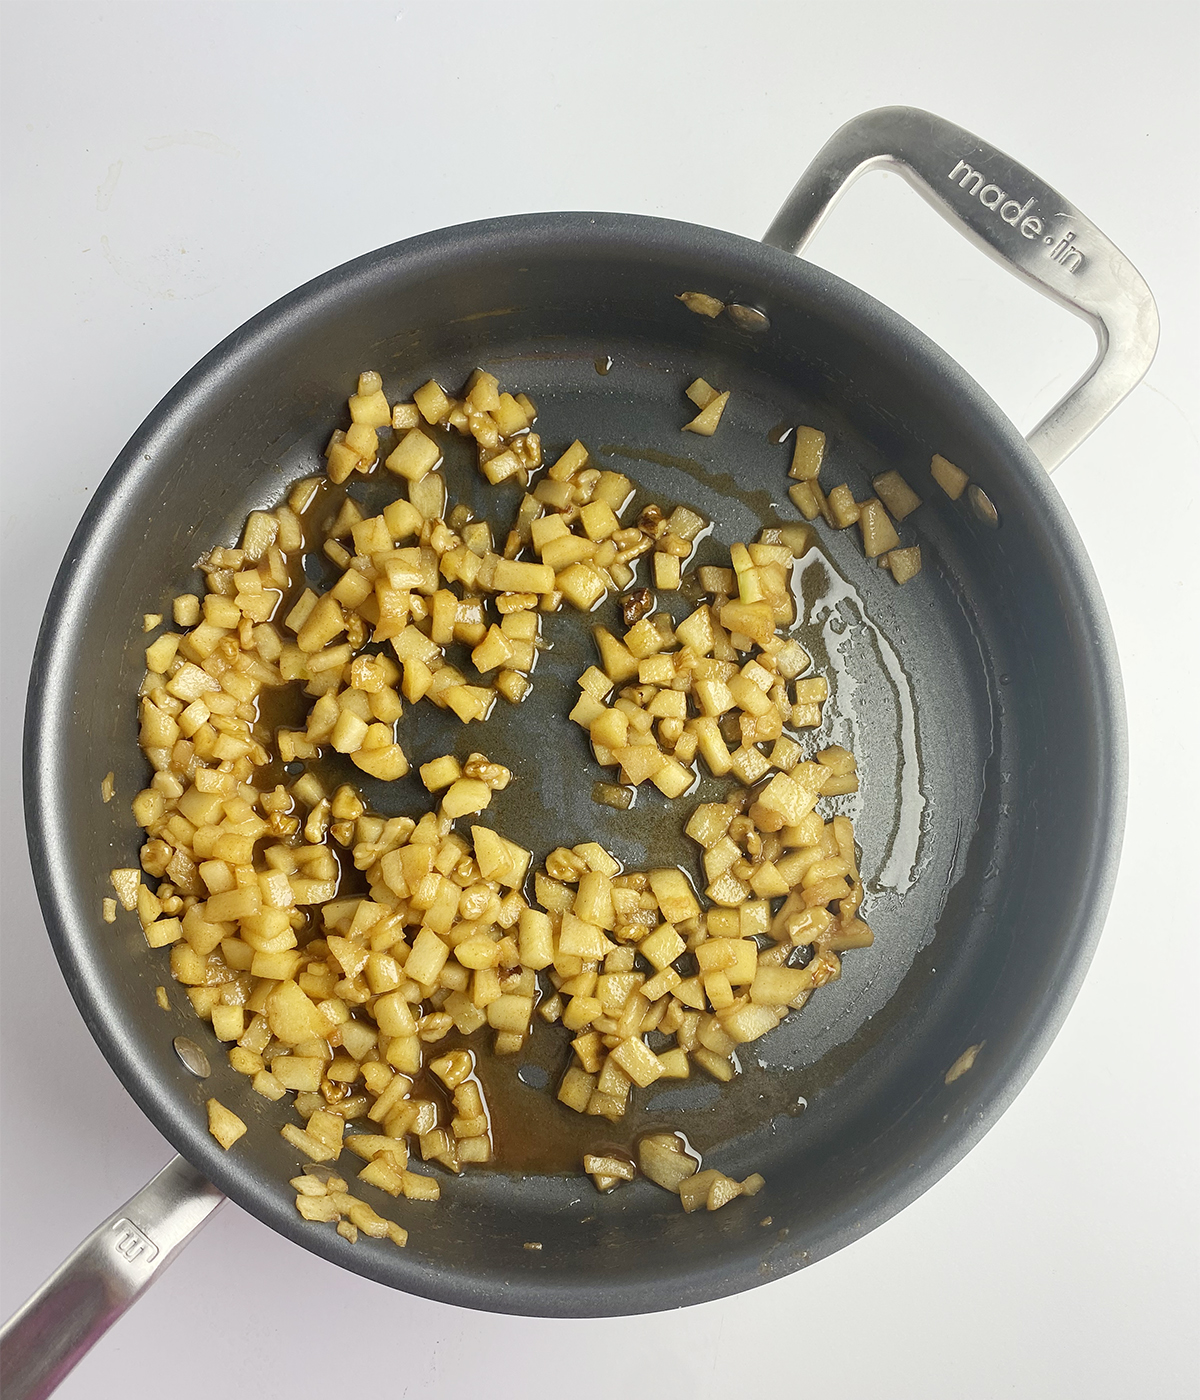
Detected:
left=638, top=1134, right=699, bottom=1192
left=615, top=745, right=667, bottom=785
left=413, top=379, right=452, bottom=424
left=350, top=744, right=409, bottom=780
left=931, top=453, right=968, bottom=499
left=788, top=481, right=820, bottom=520
left=717, top=601, right=774, bottom=647
left=873, top=469, right=922, bottom=519
left=385, top=428, right=442, bottom=481
left=858, top=499, right=901, bottom=557
left=888, top=545, right=922, bottom=584
left=556, top=563, right=608, bottom=611
left=110, top=867, right=141, bottom=911
left=493, top=392, right=531, bottom=436
left=788, top=426, right=825, bottom=481
left=441, top=778, right=491, bottom=818
left=685, top=377, right=719, bottom=409
left=750, top=965, right=813, bottom=1005
left=610, top=1036, right=665, bottom=1087
left=648, top=868, right=700, bottom=923
left=719, top=1001, right=781, bottom=1044
left=492, top=558, right=554, bottom=593
left=677, top=291, right=724, bottom=318
left=349, top=388, right=392, bottom=429
left=419, top=755, right=461, bottom=791
left=579, top=501, right=619, bottom=541
left=827, top=484, right=860, bottom=528
left=266, top=979, right=327, bottom=1045
left=471, top=825, right=532, bottom=888
left=675, top=605, right=714, bottom=656
left=594, top=626, right=639, bottom=683
left=471, top=624, right=514, bottom=673
left=653, top=551, right=682, bottom=590
left=651, top=757, right=694, bottom=798
left=682, top=390, right=730, bottom=436
left=206, top=1098, right=247, bottom=1150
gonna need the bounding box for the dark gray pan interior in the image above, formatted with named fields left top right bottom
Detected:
left=25, top=213, right=1124, bottom=1316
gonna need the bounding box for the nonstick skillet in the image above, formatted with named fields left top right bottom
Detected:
left=4, top=108, right=1157, bottom=1400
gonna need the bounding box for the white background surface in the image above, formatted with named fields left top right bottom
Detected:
left=2, top=3, right=1198, bottom=1397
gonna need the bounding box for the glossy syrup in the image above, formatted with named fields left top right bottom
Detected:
left=794, top=553, right=927, bottom=896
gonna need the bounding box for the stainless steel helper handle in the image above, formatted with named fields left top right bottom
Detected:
left=0, top=1156, right=224, bottom=1400
left=763, top=106, right=1159, bottom=472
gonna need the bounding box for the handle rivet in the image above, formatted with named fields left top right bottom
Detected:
left=173, top=1037, right=211, bottom=1079
left=968, top=485, right=1000, bottom=528
left=726, top=303, right=770, bottom=333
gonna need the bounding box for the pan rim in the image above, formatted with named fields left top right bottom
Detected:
left=23, top=209, right=1127, bottom=1315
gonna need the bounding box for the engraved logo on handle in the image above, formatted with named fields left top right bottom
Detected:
left=948, top=159, right=1085, bottom=273
left=111, top=1218, right=159, bottom=1265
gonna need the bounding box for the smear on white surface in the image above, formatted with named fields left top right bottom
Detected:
left=144, top=130, right=239, bottom=157
left=95, top=160, right=122, bottom=211
left=100, top=233, right=203, bottom=301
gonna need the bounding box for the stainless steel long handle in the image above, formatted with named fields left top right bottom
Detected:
left=763, top=106, right=1159, bottom=472
left=0, top=1156, right=224, bottom=1400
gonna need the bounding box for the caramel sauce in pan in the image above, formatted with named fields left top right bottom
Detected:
left=227, top=420, right=926, bottom=1177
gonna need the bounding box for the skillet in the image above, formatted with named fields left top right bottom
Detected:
left=4, top=107, right=1157, bottom=1399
